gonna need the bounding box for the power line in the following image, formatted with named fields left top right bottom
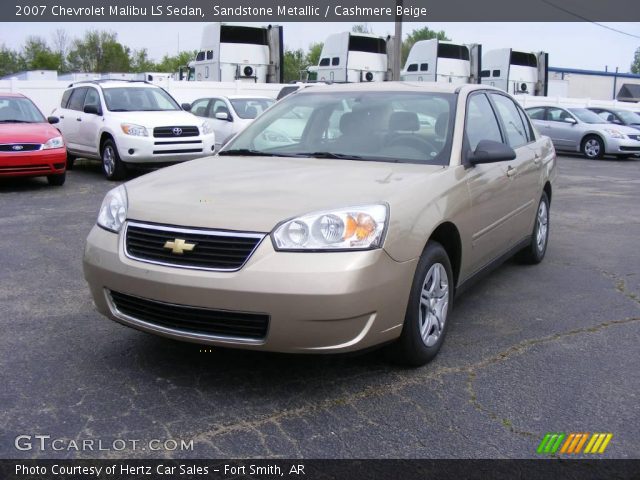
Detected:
left=540, top=0, right=640, bottom=39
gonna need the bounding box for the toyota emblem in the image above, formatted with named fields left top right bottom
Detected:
left=172, top=127, right=183, bottom=136
left=12, top=145, right=24, bottom=151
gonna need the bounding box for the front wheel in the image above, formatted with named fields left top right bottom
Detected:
left=388, top=241, right=453, bottom=366
left=581, top=135, right=604, bottom=159
left=517, top=192, right=550, bottom=264
left=47, top=172, right=66, bottom=186
left=101, top=139, right=127, bottom=181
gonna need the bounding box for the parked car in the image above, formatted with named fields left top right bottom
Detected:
left=0, top=93, right=66, bottom=186
left=52, top=80, right=216, bottom=180
left=83, top=83, right=556, bottom=366
left=525, top=105, right=640, bottom=159
left=276, top=81, right=331, bottom=101
left=587, top=107, right=640, bottom=131
left=190, top=95, right=274, bottom=151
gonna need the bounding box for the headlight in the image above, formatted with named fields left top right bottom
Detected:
left=42, top=136, right=64, bottom=150
left=272, top=205, right=388, bottom=251
left=201, top=121, right=214, bottom=135
left=121, top=123, right=148, bottom=137
left=604, top=129, right=625, bottom=139
left=97, top=185, right=128, bottom=233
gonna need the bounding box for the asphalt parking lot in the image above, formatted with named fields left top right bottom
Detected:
left=1, top=154, right=639, bottom=459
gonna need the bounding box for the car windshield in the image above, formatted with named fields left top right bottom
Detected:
left=221, top=91, right=456, bottom=164
left=615, top=110, right=640, bottom=124
left=230, top=98, right=275, bottom=119
left=568, top=108, right=606, bottom=124
left=102, top=87, right=180, bottom=112
left=0, top=97, right=46, bottom=123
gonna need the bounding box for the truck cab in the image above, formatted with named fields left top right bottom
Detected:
left=314, top=32, right=388, bottom=83
left=401, top=40, right=473, bottom=85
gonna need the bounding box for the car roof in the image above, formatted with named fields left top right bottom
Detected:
left=225, top=95, right=274, bottom=100
left=0, top=92, right=26, bottom=98
left=67, top=81, right=158, bottom=89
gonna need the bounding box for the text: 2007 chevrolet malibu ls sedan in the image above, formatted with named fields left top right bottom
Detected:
left=83, top=83, right=556, bottom=366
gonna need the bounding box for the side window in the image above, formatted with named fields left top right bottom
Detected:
left=331, top=57, right=340, bottom=66
left=480, top=70, right=490, bottom=78
left=490, top=94, right=529, bottom=148
left=547, top=107, right=572, bottom=123
left=420, top=63, right=428, bottom=71
left=465, top=93, right=503, bottom=151
left=206, top=50, right=213, bottom=60
left=525, top=107, right=546, bottom=120
left=60, top=89, right=72, bottom=108
left=67, top=88, right=88, bottom=111
left=516, top=106, right=535, bottom=141
left=190, top=99, right=210, bottom=117
left=319, top=58, right=330, bottom=67
left=211, top=99, right=229, bottom=118
left=84, top=88, right=101, bottom=108
left=492, top=70, right=500, bottom=77
left=407, top=64, right=418, bottom=72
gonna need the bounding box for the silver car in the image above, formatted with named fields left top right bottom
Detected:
left=525, top=106, right=640, bottom=159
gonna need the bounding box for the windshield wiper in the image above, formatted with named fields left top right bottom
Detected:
left=218, top=149, right=298, bottom=157
left=298, top=152, right=366, bottom=160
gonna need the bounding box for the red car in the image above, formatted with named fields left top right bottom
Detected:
left=0, top=93, right=67, bottom=186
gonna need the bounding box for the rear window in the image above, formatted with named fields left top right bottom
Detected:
left=348, top=35, right=386, bottom=54
left=437, top=43, right=470, bottom=61
left=220, top=26, right=268, bottom=45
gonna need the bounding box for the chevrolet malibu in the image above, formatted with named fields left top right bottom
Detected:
left=84, top=83, right=556, bottom=366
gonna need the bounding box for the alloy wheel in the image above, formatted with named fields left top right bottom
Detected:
left=419, top=263, right=449, bottom=347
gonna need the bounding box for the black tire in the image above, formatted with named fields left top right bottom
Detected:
left=47, top=172, right=66, bottom=186
left=66, top=151, right=76, bottom=170
left=517, top=192, right=550, bottom=265
left=616, top=154, right=631, bottom=160
left=581, top=135, right=604, bottom=160
left=388, top=241, right=453, bottom=367
left=101, top=138, right=127, bottom=181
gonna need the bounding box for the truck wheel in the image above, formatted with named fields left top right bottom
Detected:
left=47, top=172, right=66, bottom=186
left=388, top=241, right=453, bottom=367
left=581, top=135, right=604, bottom=159
left=101, top=139, right=127, bottom=181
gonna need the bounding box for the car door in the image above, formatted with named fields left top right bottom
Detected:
left=76, top=87, right=103, bottom=157
left=463, top=92, right=522, bottom=274
left=489, top=92, right=543, bottom=240
left=60, top=87, right=88, bottom=151
left=545, top=107, right=580, bottom=150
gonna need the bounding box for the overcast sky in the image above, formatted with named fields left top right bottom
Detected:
left=1, top=22, right=639, bottom=73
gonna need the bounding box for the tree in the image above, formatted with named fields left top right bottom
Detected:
left=51, top=29, right=71, bottom=73
left=402, top=27, right=450, bottom=64
left=130, top=49, right=156, bottom=73
left=306, top=42, right=323, bottom=67
left=352, top=23, right=373, bottom=34
left=155, top=51, right=197, bottom=74
left=67, top=30, right=130, bottom=72
left=0, top=45, right=25, bottom=77
left=283, top=48, right=306, bottom=82
left=631, top=47, right=640, bottom=74
left=22, top=36, right=61, bottom=70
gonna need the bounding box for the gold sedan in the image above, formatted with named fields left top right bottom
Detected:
left=83, top=82, right=556, bottom=366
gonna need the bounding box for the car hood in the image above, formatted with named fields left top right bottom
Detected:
left=108, top=110, right=202, bottom=128
left=0, top=123, right=61, bottom=144
left=125, top=155, right=445, bottom=232
left=591, top=123, right=640, bottom=135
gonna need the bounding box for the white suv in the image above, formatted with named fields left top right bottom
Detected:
left=53, top=80, right=216, bottom=180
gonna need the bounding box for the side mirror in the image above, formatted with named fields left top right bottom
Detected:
left=83, top=105, right=101, bottom=115
left=215, top=111, right=230, bottom=121
left=181, top=103, right=192, bottom=112
left=468, top=140, right=516, bottom=165
left=563, top=117, right=577, bottom=125
left=47, top=116, right=59, bottom=124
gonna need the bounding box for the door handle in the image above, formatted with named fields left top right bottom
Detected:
left=76, top=117, right=82, bottom=122
left=59, top=115, right=64, bottom=119
left=506, top=166, right=516, bottom=178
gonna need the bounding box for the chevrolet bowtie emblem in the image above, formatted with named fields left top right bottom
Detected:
left=163, top=238, right=196, bottom=254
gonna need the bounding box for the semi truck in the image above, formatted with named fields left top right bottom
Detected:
left=481, top=48, right=548, bottom=96
left=400, top=39, right=482, bottom=85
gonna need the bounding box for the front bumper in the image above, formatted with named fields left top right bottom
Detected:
left=0, top=148, right=66, bottom=177
left=117, top=133, right=216, bottom=164
left=83, top=224, right=417, bottom=353
left=606, top=136, right=640, bottom=154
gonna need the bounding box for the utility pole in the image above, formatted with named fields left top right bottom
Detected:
left=393, top=0, right=403, bottom=81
